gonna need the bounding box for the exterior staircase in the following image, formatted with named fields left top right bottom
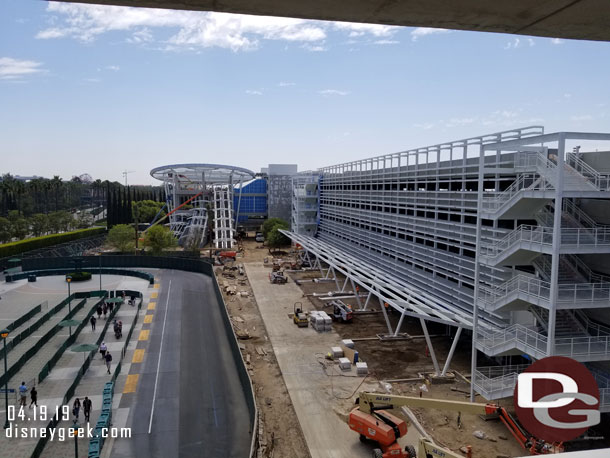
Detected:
left=213, top=187, right=235, bottom=249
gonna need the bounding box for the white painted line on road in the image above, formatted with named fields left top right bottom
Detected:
left=148, top=279, right=171, bottom=434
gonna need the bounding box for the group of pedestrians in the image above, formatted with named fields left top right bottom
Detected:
left=18, top=381, right=37, bottom=408
left=11, top=291, right=133, bottom=429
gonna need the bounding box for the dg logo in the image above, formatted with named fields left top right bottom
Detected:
left=514, top=356, right=600, bottom=443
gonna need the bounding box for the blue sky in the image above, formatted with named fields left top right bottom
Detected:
left=1, top=1, right=609, bottom=185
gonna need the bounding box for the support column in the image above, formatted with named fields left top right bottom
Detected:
left=341, top=277, right=349, bottom=293
left=547, top=134, right=565, bottom=356
left=470, top=143, right=486, bottom=401
left=378, top=296, right=393, bottom=335
left=362, top=291, right=372, bottom=311
left=350, top=279, right=362, bottom=308
left=441, top=327, right=463, bottom=376
left=420, top=318, right=440, bottom=376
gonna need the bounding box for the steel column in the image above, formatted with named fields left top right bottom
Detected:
left=420, top=318, right=441, bottom=376
left=441, top=327, right=463, bottom=376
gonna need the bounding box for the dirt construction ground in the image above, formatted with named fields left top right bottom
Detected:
left=217, top=239, right=530, bottom=458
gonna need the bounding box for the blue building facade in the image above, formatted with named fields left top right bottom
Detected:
left=233, top=178, right=268, bottom=226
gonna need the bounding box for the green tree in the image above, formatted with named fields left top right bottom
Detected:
left=107, top=224, right=136, bottom=252
left=143, top=225, right=177, bottom=255
left=262, top=217, right=289, bottom=238
left=133, top=200, right=165, bottom=224
left=7, top=211, right=28, bottom=240
left=30, top=213, right=49, bottom=237
left=267, top=226, right=291, bottom=252
left=0, top=217, right=11, bottom=243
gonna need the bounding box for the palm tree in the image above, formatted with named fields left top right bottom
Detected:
left=51, top=176, right=63, bottom=211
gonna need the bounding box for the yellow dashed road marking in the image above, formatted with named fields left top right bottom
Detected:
left=132, top=349, right=145, bottom=363
left=123, top=374, right=139, bottom=393
left=148, top=302, right=156, bottom=310
left=143, top=314, right=153, bottom=324
left=138, top=330, right=150, bottom=341
left=154, top=284, right=160, bottom=289
left=151, top=292, right=158, bottom=299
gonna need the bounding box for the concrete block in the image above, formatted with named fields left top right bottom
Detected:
left=356, top=362, right=368, bottom=375
left=342, top=339, right=354, bottom=348
left=331, top=347, right=343, bottom=358
left=338, top=357, right=351, bottom=370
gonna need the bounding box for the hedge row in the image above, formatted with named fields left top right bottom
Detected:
left=0, top=227, right=106, bottom=258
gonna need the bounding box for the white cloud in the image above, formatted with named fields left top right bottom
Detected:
left=504, top=37, right=534, bottom=49
left=374, top=40, right=399, bottom=45
left=411, top=27, right=450, bottom=41
left=36, top=3, right=397, bottom=52
left=84, top=77, right=101, bottom=83
left=504, top=38, right=521, bottom=49
left=278, top=82, right=295, bottom=87
left=245, top=89, right=263, bottom=95
left=106, top=65, right=120, bottom=71
left=333, top=22, right=396, bottom=38
left=318, top=89, right=349, bottom=96
left=301, top=43, right=326, bottom=52
left=413, top=122, right=435, bottom=130
left=0, top=57, right=45, bottom=80
left=551, top=38, right=564, bottom=45
left=571, top=114, right=593, bottom=121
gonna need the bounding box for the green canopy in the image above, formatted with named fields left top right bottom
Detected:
left=105, top=297, right=124, bottom=304
left=71, top=343, right=98, bottom=353
left=71, top=343, right=99, bottom=363
left=58, top=319, right=81, bottom=337
left=58, top=319, right=81, bottom=327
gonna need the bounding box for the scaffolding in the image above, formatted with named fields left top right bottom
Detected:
left=150, top=163, right=255, bottom=249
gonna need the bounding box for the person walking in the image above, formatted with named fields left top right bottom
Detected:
left=96, top=305, right=102, bottom=320
left=83, top=397, right=92, bottom=422
left=102, top=303, right=108, bottom=319
left=105, top=352, right=113, bottom=374
left=72, top=398, right=81, bottom=424
left=108, top=301, right=114, bottom=315
left=29, top=386, right=38, bottom=408
left=99, top=342, right=107, bottom=359
left=19, top=382, right=28, bottom=407
left=90, top=315, right=97, bottom=331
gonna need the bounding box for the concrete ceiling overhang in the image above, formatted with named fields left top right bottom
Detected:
left=54, top=0, right=610, bottom=42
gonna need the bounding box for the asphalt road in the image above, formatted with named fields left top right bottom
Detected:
left=112, top=269, right=251, bottom=458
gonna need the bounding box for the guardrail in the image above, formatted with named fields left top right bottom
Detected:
left=6, top=267, right=154, bottom=285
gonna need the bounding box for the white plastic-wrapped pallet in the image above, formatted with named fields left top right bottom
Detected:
left=338, top=357, right=351, bottom=370
left=342, top=339, right=354, bottom=348
left=331, top=346, right=343, bottom=358
left=356, top=362, right=368, bottom=375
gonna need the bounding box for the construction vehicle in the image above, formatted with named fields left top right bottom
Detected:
left=329, top=300, right=353, bottom=323
left=293, top=302, right=308, bottom=327
left=269, top=270, right=288, bottom=284
left=348, top=391, right=564, bottom=458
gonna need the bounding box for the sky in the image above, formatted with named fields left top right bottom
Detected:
left=1, top=1, right=610, bottom=186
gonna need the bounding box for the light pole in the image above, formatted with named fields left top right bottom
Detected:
left=71, top=426, right=79, bottom=458
left=1, top=328, right=10, bottom=429
left=66, top=276, right=72, bottom=336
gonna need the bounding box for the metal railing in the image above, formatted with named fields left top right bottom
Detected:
left=474, top=364, right=530, bottom=399
left=482, top=174, right=552, bottom=213
left=566, top=153, right=610, bottom=190
left=480, top=274, right=610, bottom=309
left=483, top=225, right=610, bottom=261
left=477, top=323, right=610, bottom=360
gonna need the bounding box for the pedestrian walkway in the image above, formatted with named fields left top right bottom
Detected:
left=0, top=277, right=152, bottom=458
left=40, top=299, right=146, bottom=458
